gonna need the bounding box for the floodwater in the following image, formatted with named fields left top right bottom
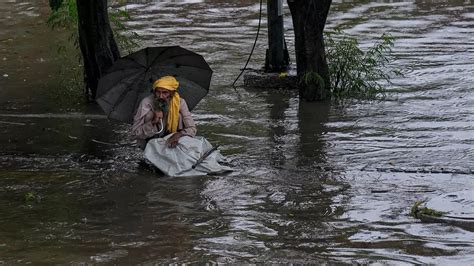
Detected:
left=1, top=0, right=473, bottom=264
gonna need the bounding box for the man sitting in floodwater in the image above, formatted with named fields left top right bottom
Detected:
left=132, top=76, right=197, bottom=150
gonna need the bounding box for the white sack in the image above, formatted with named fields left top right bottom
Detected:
left=144, top=134, right=232, bottom=177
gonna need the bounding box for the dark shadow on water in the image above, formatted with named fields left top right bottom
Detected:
left=253, top=89, right=349, bottom=260
left=265, top=89, right=295, bottom=168
left=296, top=100, right=331, bottom=169
left=262, top=87, right=332, bottom=171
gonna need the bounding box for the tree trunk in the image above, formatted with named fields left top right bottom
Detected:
left=76, top=0, right=120, bottom=100
left=288, top=0, right=331, bottom=101
left=48, top=0, right=63, bottom=11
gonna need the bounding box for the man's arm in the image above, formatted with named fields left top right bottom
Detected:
left=167, top=99, right=196, bottom=148
left=132, top=96, right=158, bottom=140
left=179, top=99, right=197, bottom=136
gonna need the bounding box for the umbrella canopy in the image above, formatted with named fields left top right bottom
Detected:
left=96, top=46, right=212, bottom=123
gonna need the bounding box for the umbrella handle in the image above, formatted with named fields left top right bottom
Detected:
left=157, top=118, right=164, bottom=134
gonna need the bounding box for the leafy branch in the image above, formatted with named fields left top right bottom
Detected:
left=325, top=28, right=401, bottom=101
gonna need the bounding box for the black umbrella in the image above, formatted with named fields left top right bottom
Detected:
left=96, top=46, right=212, bottom=123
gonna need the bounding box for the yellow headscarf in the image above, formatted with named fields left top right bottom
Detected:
left=153, top=76, right=180, bottom=133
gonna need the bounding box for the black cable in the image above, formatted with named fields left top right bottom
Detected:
left=232, top=0, right=264, bottom=89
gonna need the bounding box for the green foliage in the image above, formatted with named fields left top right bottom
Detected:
left=109, top=9, right=142, bottom=54
left=325, top=29, right=401, bottom=101
left=24, top=192, right=37, bottom=203
left=45, top=0, right=83, bottom=108
left=46, top=0, right=141, bottom=105
left=47, top=0, right=78, bottom=32
left=46, top=0, right=85, bottom=107
left=47, top=0, right=140, bottom=53
left=49, top=0, right=64, bottom=11
left=300, top=71, right=325, bottom=90
left=420, top=207, right=446, bottom=217
left=299, top=71, right=327, bottom=100
left=47, top=0, right=78, bottom=51
left=411, top=200, right=446, bottom=218
left=410, top=200, right=425, bottom=218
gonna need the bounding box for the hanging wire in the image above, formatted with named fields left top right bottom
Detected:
left=231, top=0, right=264, bottom=90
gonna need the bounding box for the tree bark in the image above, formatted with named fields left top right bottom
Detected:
left=288, top=0, right=332, bottom=101
left=76, top=0, right=120, bottom=100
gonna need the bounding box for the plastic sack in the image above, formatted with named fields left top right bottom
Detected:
left=144, top=134, right=232, bottom=177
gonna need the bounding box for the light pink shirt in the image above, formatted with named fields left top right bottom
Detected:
left=132, top=95, right=197, bottom=148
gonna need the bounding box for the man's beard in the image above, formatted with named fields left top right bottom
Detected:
left=153, top=98, right=168, bottom=113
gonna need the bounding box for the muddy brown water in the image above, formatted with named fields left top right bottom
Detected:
left=0, top=0, right=473, bottom=264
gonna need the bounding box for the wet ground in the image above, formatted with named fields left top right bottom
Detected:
left=0, top=0, right=473, bottom=264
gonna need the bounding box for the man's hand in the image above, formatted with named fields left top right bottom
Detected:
left=151, top=111, right=163, bottom=124
left=167, top=132, right=183, bottom=148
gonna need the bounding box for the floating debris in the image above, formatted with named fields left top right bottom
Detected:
left=412, top=190, right=474, bottom=231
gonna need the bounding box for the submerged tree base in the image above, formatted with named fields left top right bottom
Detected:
left=243, top=66, right=298, bottom=90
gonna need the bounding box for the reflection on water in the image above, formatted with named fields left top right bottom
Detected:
left=1, top=0, right=474, bottom=264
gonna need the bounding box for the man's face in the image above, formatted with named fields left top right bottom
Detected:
left=154, top=88, right=172, bottom=102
